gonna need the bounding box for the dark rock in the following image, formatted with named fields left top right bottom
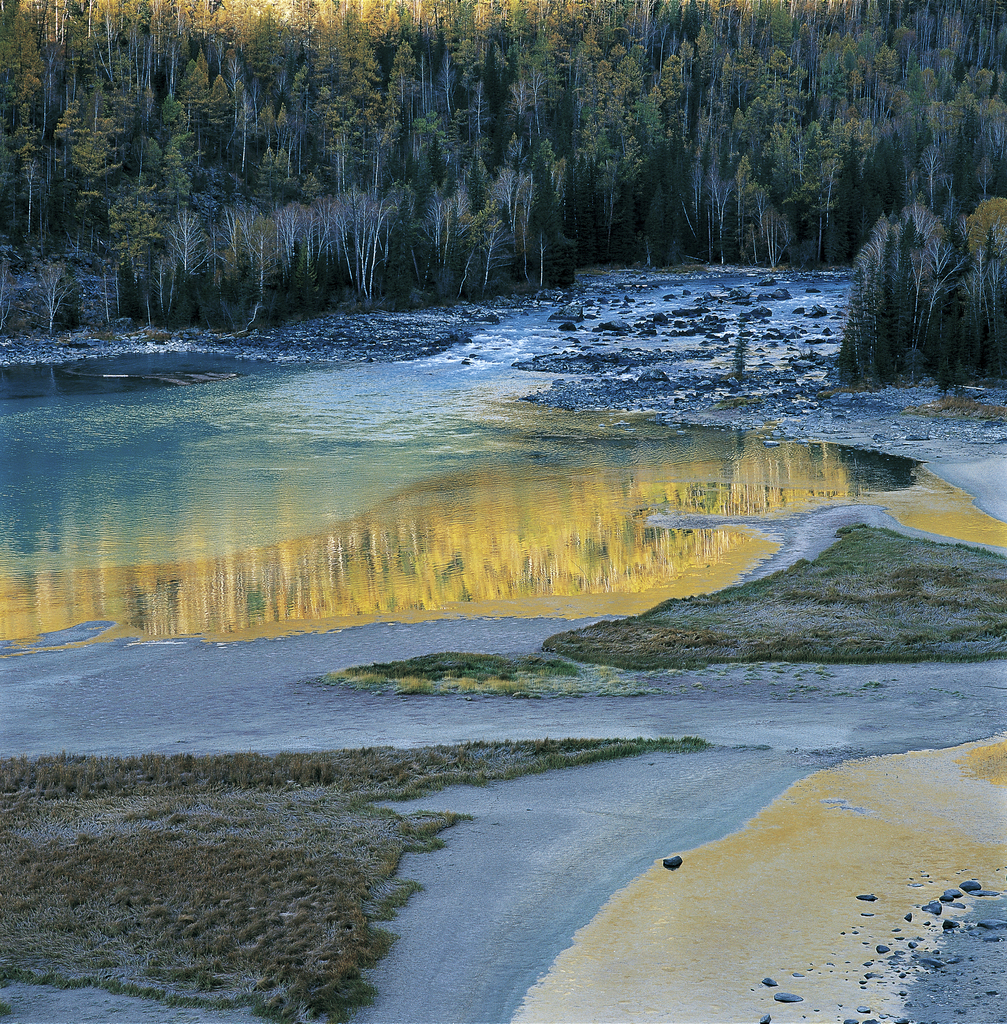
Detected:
left=809, top=304, right=828, bottom=317
left=960, top=880, right=983, bottom=892
left=771, top=288, right=791, bottom=300
left=905, top=913, right=912, bottom=922
left=761, top=977, right=778, bottom=987
left=773, top=992, right=803, bottom=1003
left=856, top=1006, right=872, bottom=1014
left=807, top=286, right=821, bottom=293
left=751, top=305, right=773, bottom=318
left=876, top=944, right=890, bottom=953
left=760, top=1015, right=772, bottom=1024
left=595, top=319, right=631, bottom=334
left=856, top=894, right=878, bottom=901
left=662, top=855, right=683, bottom=870
left=916, top=956, right=944, bottom=968
left=792, top=306, right=805, bottom=314
left=637, top=367, right=670, bottom=383
left=973, top=890, right=1001, bottom=896
left=821, top=326, right=832, bottom=335
left=940, top=888, right=962, bottom=901
left=757, top=277, right=776, bottom=286
left=557, top=322, right=578, bottom=332
left=923, top=900, right=943, bottom=915
left=549, top=302, right=584, bottom=322
left=942, top=919, right=959, bottom=930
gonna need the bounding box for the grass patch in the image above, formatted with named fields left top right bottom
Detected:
left=324, top=652, right=662, bottom=697
left=0, top=737, right=705, bottom=1021
left=543, top=525, right=1007, bottom=668
left=902, top=395, right=1007, bottom=419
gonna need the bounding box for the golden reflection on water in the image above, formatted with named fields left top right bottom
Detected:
left=1, top=426, right=913, bottom=645
left=515, top=737, right=1007, bottom=1024
left=879, top=466, right=1007, bottom=549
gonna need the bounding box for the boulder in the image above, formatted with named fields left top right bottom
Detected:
left=808, top=304, right=828, bottom=317
left=549, top=302, right=584, bottom=322
left=594, top=318, right=631, bottom=334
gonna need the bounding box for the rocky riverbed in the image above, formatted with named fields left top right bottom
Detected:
left=4, top=267, right=1007, bottom=471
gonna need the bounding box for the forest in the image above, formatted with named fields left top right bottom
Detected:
left=2, top=0, right=1007, bottom=381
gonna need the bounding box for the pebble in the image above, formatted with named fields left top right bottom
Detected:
left=876, top=944, right=890, bottom=953
left=856, top=894, right=878, bottom=902
left=761, top=977, right=778, bottom=987
left=960, top=880, right=983, bottom=892
left=662, top=855, right=682, bottom=870
left=772, top=992, right=802, bottom=1002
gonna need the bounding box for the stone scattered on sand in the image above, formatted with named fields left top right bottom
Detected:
left=972, top=889, right=1001, bottom=896
left=761, top=977, right=778, bottom=987
left=960, top=879, right=983, bottom=892
left=773, top=992, right=803, bottom=1003
left=662, top=855, right=682, bottom=870
left=942, top=919, right=959, bottom=930
left=940, top=888, right=962, bottom=901
left=759, top=1015, right=771, bottom=1024
left=876, top=944, right=890, bottom=953
left=923, top=900, right=943, bottom=915
left=856, top=893, right=878, bottom=901
left=977, top=919, right=1007, bottom=929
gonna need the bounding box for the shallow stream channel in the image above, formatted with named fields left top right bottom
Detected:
left=0, top=271, right=923, bottom=648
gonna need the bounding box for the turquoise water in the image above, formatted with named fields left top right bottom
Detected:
left=0, top=318, right=918, bottom=642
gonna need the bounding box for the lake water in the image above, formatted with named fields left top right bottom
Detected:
left=0, top=299, right=918, bottom=647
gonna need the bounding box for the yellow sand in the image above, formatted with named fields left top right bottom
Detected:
left=515, top=737, right=1007, bottom=1024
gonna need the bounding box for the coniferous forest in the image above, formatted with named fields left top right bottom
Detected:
left=2, top=0, right=1007, bottom=381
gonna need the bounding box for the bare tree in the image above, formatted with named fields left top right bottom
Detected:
left=0, top=259, right=15, bottom=334
left=705, top=170, right=734, bottom=264
left=37, top=261, right=74, bottom=334
left=166, top=208, right=209, bottom=277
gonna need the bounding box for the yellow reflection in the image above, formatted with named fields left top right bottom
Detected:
left=516, top=737, right=1007, bottom=1024
left=0, top=430, right=913, bottom=645
left=877, top=466, right=1007, bottom=549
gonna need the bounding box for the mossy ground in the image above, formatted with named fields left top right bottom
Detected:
left=543, top=525, right=1007, bottom=669
left=324, top=651, right=666, bottom=696
left=0, top=738, right=706, bottom=1022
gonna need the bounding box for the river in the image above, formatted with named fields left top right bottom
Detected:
left=0, top=279, right=918, bottom=648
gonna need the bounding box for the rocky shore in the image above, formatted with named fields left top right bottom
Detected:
left=0, top=305, right=477, bottom=367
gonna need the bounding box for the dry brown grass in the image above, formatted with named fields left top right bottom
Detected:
left=0, top=738, right=706, bottom=1021
left=544, top=525, right=1007, bottom=669
left=902, top=394, right=1007, bottom=419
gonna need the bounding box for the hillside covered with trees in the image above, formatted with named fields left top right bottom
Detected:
left=1, top=0, right=1007, bottom=381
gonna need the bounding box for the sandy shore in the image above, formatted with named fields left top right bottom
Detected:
left=2, top=433, right=1006, bottom=1022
